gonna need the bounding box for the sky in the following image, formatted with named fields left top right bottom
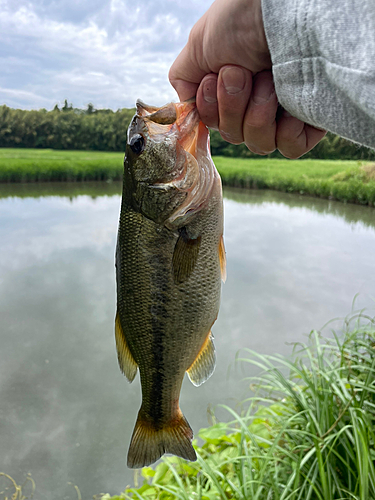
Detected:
left=0, top=0, right=213, bottom=110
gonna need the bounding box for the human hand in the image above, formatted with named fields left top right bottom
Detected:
left=169, top=0, right=326, bottom=158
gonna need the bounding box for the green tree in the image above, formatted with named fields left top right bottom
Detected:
left=0, top=102, right=374, bottom=160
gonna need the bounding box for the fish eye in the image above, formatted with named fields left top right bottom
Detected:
left=129, top=134, right=145, bottom=155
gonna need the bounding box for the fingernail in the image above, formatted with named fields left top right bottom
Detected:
left=252, top=78, right=275, bottom=104
left=202, top=78, right=218, bottom=103
left=221, top=66, right=246, bottom=95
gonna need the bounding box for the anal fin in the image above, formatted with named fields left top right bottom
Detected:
left=115, top=311, right=138, bottom=382
left=187, top=331, right=216, bottom=387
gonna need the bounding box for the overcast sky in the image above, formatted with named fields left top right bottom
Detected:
left=0, top=0, right=213, bottom=110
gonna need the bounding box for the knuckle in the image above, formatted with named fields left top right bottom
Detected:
left=204, top=115, right=219, bottom=129
left=188, top=20, right=207, bottom=66
left=279, top=148, right=305, bottom=159
left=277, top=135, right=307, bottom=159
left=219, top=96, right=246, bottom=115
left=188, top=22, right=202, bottom=45
left=247, top=146, right=268, bottom=155
left=244, top=115, right=269, bottom=130
left=245, top=141, right=275, bottom=155
left=243, top=125, right=276, bottom=153
left=220, top=129, right=243, bottom=144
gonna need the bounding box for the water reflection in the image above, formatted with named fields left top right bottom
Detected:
left=0, top=183, right=374, bottom=499
left=225, top=187, right=375, bottom=230
left=0, top=181, right=122, bottom=200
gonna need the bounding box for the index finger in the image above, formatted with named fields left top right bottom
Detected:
left=169, top=78, right=199, bottom=103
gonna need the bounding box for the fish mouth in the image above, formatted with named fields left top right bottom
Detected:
left=136, top=98, right=200, bottom=158
left=135, top=99, right=218, bottom=228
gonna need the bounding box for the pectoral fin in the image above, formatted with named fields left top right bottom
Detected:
left=187, top=331, right=216, bottom=387
left=115, top=311, right=138, bottom=382
left=172, top=227, right=201, bottom=284
left=219, top=235, right=227, bottom=283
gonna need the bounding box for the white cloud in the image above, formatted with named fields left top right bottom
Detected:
left=0, top=0, right=213, bottom=110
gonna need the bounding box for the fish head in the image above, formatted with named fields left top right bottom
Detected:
left=124, top=99, right=218, bottom=227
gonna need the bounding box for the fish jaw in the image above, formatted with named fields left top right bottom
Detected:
left=165, top=119, right=219, bottom=230
left=137, top=99, right=218, bottom=230
left=125, top=100, right=198, bottom=188
left=125, top=99, right=219, bottom=227
left=140, top=99, right=199, bottom=150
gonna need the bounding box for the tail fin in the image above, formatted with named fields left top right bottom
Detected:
left=127, top=408, right=197, bottom=468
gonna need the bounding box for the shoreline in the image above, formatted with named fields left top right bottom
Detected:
left=0, top=149, right=374, bottom=206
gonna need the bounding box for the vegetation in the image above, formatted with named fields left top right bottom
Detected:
left=1, top=149, right=375, bottom=205
left=0, top=472, right=35, bottom=500
left=0, top=148, right=123, bottom=182
left=103, top=309, right=375, bottom=500
left=1, top=102, right=375, bottom=161
left=216, top=157, right=375, bottom=206
left=210, top=130, right=375, bottom=161
left=0, top=102, right=134, bottom=151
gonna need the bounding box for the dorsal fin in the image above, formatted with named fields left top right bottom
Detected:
left=115, top=311, right=138, bottom=382
left=172, top=227, right=201, bottom=284
left=219, top=235, right=227, bottom=283
left=187, top=331, right=216, bottom=387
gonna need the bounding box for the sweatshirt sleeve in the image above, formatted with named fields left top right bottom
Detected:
left=261, top=0, right=375, bottom=149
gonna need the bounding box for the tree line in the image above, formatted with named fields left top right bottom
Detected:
left=1, top=101, right=374, bottom=160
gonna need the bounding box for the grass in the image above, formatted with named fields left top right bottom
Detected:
left=215, top=157, right=375, bottom=206
left=102, top=307, right=375, bottom=500
left=1, top=149, right=375, bottom=205
left=0, top=148, right=124, bottom=182
left=0, top=472, right=35, bottom=499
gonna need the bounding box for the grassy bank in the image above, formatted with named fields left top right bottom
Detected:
left=216, top=157, right=375, bottom=206
left=103, top=310, right=375, bottom=500
left=1, top=149, right=375, bottom=205
left=0, top=148, right=123, bottom=182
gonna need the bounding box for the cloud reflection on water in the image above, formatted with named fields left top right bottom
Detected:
left=0, top=185, right=375, bottom=498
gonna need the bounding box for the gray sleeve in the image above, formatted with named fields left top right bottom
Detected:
left=261, top=0, right=375, bottom=149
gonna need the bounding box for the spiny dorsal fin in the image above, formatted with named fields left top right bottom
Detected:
left=187, top=331, right=216, bottom=387
left=115, top=311, right=138, bottom=382
left=172, top=227, right=201, bottom=284
left=219, top=234, right=227, bottom=283
left=127, top=407, right=196, bottom=468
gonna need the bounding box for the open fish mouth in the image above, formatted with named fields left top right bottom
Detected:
left=136, top=97, right=201, bottom=162
left=135, top=99, right=217, bottom=228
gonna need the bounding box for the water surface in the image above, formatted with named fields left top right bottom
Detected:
left=1, top=182, right=374, bottom=499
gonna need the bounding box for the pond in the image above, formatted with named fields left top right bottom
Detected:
left=1, top=182, right=375, bottom=499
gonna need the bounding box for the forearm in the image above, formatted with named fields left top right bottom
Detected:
left=262, top=0, right=375, bottom=149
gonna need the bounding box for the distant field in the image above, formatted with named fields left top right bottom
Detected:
left=0, top=148, right=124, bottom=182
left=215, top=157, right=375, bottom=205
left=0, top=148, right=374, bottom=205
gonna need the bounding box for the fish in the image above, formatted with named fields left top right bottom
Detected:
left=115, top=98, right=226, bottom=469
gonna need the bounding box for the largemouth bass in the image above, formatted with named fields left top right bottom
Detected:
left=115, top=99, right=226, bottom=469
